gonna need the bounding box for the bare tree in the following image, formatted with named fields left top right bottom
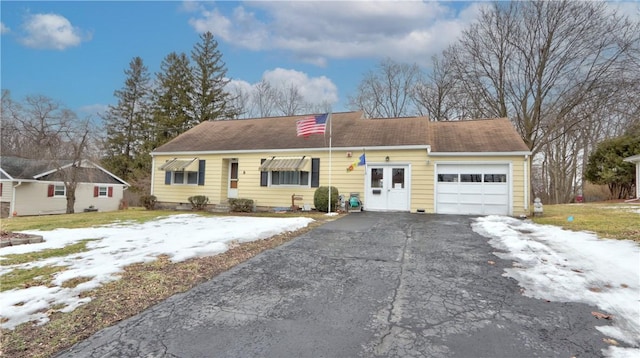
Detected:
left=1, top=93, right=94, bottom=213
left=252, top=80, right=278, bottom=118
left=348, top=58, right=422, bottom=118
left=444, top=1, right=639, bottom=156
left=276, top=84, right=305, bottom=116
left=430, top=1, right=639, bottom=203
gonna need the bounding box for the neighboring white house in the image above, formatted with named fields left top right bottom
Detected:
left=0, top=157, right=129, bottom=217
left=624, top=154, right=640, bottom=199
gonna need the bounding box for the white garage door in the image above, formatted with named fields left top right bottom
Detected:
left=436, top=164, right=509, bottom=215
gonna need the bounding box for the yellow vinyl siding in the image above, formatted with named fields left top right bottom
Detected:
left=152, top=151, right=530, bottom=215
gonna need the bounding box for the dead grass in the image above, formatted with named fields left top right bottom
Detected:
left=1, top=266, right=67, bottom=292
left=0, top=208, right=177, bottom=232
left=531, top=202, right=640, bottom=241
left=0, top=213, right=335, bottom=358
left=1, top=239, right=96, bottom=265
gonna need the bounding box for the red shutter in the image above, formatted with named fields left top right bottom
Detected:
left=0, top=183, right=2, bottom=197
left=108, top=187, right=113, bottom=197
left=48, top=184, right=54, bottom=197
left=94, top=186, right=99, bottom=197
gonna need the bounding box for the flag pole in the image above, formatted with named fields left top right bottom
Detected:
left=328, top=111, right=332, bottom=215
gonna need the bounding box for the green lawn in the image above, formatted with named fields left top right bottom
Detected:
left=530, top=202, right=640, bottom=241
left=1, top=208, right=177, bottom=232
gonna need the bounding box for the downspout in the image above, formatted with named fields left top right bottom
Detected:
left=524, top=155, right=529, bottom=212
left=10, top=181, right=22, bottom=218
left=150, top=155, right=156, bottom=196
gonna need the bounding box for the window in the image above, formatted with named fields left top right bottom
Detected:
left=54, top=185, right=66, bottom=197
left=172, top=171, right=199, bottom=185
left=271, top=171, right=310, bottom=186
left=371, top=168, right=384, bottom=188
left=98, top=186, right=108, bottom=197
left=460, top=174, right=482, bottom=183
left=484, top=174, right=507, bottom=183
left=437, top=174, right=458, bottom=182
left=392, top=168, right=405, bottom=189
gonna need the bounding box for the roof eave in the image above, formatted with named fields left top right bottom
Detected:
left=429, top=151, right=531, bottom=157
left=623, top=154, right=640, bottom=163
left=151, top=145, right=432, bottom=156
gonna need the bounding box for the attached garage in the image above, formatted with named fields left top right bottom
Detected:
left=435, top=164, right=510, bottom=215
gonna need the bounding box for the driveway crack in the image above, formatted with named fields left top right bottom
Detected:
left=373, top=224, right=412, bottom=355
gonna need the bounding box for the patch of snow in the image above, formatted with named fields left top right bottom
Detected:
left=603, top=205, right=640, bottom=214
left=0, top=214, right=313, bottom=329
left=472, top=216, right=640, bottom=358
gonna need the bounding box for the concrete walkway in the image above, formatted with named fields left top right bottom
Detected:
left=56, top=213, right=609, bottom=357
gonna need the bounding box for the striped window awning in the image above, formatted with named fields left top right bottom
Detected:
left=159, top=158, right=199, bottom=171
left=260, top=157, right=310, bottom=171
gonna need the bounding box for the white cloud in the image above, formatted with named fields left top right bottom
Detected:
left=188, top=1, right=481, bottom=66
left=1, top=22, right=10, bottom=34
left=263, top=68, right=338, bottom=104
left=227, top=68, right=338, bottom=108
left=20, top=13, right=89, bottom=50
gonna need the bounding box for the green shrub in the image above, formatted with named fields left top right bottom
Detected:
left=314, top=186, right=339, bottom=213
left=229, top=198, right=254, bottom=212
left=188, top=195, right=210, bottom=210
left=140, top=195, right=157, bottom=210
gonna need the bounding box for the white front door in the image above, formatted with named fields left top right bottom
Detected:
left=228, top=160, right=238, bottom=199
left=365, top=165, right=410, bottom=211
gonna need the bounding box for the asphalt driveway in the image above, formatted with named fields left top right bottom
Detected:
left=56, top=213, right=609, bottom=357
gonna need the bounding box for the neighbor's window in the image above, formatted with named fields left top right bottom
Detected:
left=98, top=186, right=108, bottom=197
left=271, top=171, right=310, bottom=186
left=172, top=171, right=199, bottom=185
left=54, top=185, right=66, bottom=197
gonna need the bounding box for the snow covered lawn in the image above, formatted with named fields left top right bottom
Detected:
left=473, top=216, right=640, bottom=358
left=0, top=214, right=314, bottom=330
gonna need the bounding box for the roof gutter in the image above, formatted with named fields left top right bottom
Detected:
left=10, top=181, right=22, bottom=218
left=151, top=145, right=432, bottom=157
left=428, top=151, right=532, bottom=157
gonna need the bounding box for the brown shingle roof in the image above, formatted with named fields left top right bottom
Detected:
left=152, top=112, right=529, bottom=154
left=428, top=118, right=530, bottom=152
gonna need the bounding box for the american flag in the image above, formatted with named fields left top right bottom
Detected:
left=296, top=113, right=328, bottom=137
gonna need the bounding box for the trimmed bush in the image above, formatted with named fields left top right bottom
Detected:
left=188, top=195, right=210, bottom=210
left=314, top=186, right=339, bottom=213
left=229, top=198, right=254, bottom=212
left=140, top=195, right=157, bottom=210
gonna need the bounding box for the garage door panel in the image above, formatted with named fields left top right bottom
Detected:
left=483, top=195, right=508, bottom=205
left=483, top=185, right=508, bottom=195
left=483, top=205, right=508, bottom=215
left=436, top=204, right=459, bottom=214
left=436, top=164, right=510, bottom=216
left=459, top=184, right=483, bottom=194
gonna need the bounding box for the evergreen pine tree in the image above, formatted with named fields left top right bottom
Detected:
left=152, top=52, right=194, bottom=147
left=102, top=57, right=152, bottom=181
left=190, top=31, right=237, bottom=122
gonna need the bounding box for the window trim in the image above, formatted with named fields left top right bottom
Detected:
left=53, top=184, right=66, bottom=197
left=171, top=170, right=199, bottom=185
left=269, top=170, right=311, bottom=187
left=98, top=186, right=108, bottom=197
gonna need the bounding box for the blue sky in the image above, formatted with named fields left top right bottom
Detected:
left=2, top=1, right=636, bottom=119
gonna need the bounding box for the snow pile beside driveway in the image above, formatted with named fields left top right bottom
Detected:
left=472, top=216, right=640, bottom=358
left=0, top=214, right=314, bottom=330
